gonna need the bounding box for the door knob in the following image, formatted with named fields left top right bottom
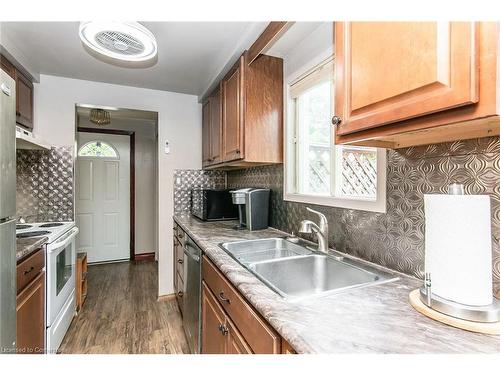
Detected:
left=331, top=115, right=342, bottom=126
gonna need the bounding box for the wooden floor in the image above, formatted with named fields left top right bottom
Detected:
left=58, top=261, right=190, bottom=354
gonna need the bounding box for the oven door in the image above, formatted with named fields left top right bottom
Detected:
left=46, top=227, right=79, bottom=326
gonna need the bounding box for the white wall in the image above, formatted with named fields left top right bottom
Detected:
left=77, top=117, right=158, bottom=256
left=34, top=74, right=202, bottom=296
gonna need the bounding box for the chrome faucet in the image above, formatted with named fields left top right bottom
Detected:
left=299, top=207, right=329, bottom=253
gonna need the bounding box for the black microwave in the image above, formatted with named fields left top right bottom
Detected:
left=191, top=189, right=238, bottom=221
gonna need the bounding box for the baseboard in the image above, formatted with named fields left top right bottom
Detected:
left=134, top=252, right=156, bottom=262
left=157, top=293, right=176, bottom=302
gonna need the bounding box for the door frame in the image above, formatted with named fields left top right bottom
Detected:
left=77, top=127, right=136, bottom=261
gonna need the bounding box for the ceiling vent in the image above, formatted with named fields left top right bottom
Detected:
left=79, top=22, right=157, bottom=62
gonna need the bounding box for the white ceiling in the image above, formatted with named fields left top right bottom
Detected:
left=1, top=22, right=268, bottom=96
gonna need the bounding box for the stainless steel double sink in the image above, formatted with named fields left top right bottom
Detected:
left=220, top=238, right=398, bottom=300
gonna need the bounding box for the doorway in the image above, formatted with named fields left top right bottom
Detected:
left=74, top=105, right=158, bottom=264
left=76, top=130, right=134, bottom=263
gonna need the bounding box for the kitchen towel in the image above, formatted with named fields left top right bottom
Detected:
left=424, top=194, right=492, bottom=306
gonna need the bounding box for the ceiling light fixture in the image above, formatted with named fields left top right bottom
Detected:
left=79, top=21, right=157, bottom=62
left=90, top=109, right=111, bottom=126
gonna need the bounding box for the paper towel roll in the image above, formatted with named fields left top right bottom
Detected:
left=424, top=194, right=492, bottom=306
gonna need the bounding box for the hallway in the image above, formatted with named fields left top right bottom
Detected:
left=59, top=261, right=189, bottom=354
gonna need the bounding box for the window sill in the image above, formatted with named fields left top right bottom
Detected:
left=283, top=192, right=386, bottom=213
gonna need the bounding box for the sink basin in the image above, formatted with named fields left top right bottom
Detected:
left=220, top=238, right=398, bottom=300
left=220, top=238, right=312, bottom=264
left=249, top=254, right=392, bottom=299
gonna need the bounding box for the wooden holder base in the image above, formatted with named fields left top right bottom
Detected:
left=409, top=289, right=500, bottom=335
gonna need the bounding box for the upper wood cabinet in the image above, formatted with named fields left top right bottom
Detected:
left=15, top=70, right=34, bottom=130
left=203, top=52, right=283, bottom=169
left=334, top=22, right=500, bottom=148
left=222, top=59, right=245, bottom=162
left=0, top=54, right=34, bottom=130
left=202, top=86, right=223, bottom=167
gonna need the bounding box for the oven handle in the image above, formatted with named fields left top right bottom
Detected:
left=47, top=227, right=79, bottom=253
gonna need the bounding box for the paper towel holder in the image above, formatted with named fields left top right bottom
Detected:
left=418, top=183, right=500, bottom=323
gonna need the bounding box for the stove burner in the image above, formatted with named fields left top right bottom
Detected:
left=16, top=231, right=51, bottom=239
left=16, top=224, right=33, bottom=230
left=39, top=223, right=64, bottom=228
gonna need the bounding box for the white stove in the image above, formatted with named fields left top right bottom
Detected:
left=16, top=221, right=76, bottom=243
left=17, top=221, right=79, bottom=353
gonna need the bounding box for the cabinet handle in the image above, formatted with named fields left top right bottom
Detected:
left=177, top=259, right=184, bottom=264
left=218, top=324, right=228, bottom=336
left=331, top=115, right=342, bottom=126
left=23, top=266, right=34, bottom=275
left=178, top=232, right=184, bottom=238
left=177, top=291, right=184, bottom=298
left=235, top=149, right=241, bottom=154
left=218, top=291, right=230, bottom=304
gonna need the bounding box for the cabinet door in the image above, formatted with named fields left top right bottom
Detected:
left=202, top=100, right=212, bottom=166
left=335, top=22, right=478, bottom=135
left=201, top=283, right=226, bottom=354
left=15, top=70, right=34, bottom=130
left=16, top=271, right=45, bottom=354
left=209, top=88, right=222, bottom=164
left=222, top=57, right=244, bottom=162
left=226, top=318, right=252, bottom=354
left=0, top=55, right=15, bottom=79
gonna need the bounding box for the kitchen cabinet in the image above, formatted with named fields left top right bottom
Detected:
left=334, top=22, right=500, bottom=148
left=202, top=255, right=281, bottom=354
left=202, top=86, right=223, bottom=167
left=16, top=248, right=45, bottom=354
left=173, top=224, right=185, bottom=315
left=201, top=283, right=252, bottom=354
left=203, top=52, right=283, bottom=169
left=15, top=69, right=34, bottom=130
left=222, top=59, right=244, bottom=162
left=201, top=283, right=227, bottom=354
left=0, top=54, right=34, bottom=130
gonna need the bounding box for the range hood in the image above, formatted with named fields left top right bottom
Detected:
left=16, top=126, right=51, bottom=150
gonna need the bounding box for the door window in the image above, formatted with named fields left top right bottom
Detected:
left=78, top=141, right=119, bottom=158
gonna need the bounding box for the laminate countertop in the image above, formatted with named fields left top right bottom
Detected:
left=16, top=236, right=48, bottom=263
left=173, top=215, right=500, bottom=354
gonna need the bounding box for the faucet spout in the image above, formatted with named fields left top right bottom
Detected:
left=299, top=207, right=329, bottom=253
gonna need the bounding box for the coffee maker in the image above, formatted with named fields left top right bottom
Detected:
left=230, top=188, right=270, bottom=230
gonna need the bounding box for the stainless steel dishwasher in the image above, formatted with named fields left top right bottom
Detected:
left=182, top=235, right=202, bottom=354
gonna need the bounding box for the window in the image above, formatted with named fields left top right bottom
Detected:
left=78, top=141, right=118, bottom=158
left=285, top=57, right=386, bottom=213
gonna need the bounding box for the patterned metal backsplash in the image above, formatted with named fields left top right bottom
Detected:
left=16, top=147, right=74, bottom=222
left=227, top=136, right=500, bottom=297
left=173, top=169, right=226, bottom=216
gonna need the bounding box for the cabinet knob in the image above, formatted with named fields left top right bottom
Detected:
left=177, top=259, right=183, bottom=264
left=177, top=291, right=184, bottom=298
left=235, top=149, right=241, bottom=154
left=331, top=115, right=342, bottom=126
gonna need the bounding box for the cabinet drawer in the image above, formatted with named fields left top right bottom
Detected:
left=176, top=241, right=185, bottom=280
left=17, top=248, right=45, bottom=294
left=202, top=255, right=281, bottom=354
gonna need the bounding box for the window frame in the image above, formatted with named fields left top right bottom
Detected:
left=284, top=54, right=387, bottom=214
left=77, top=140, right=120, bottom=159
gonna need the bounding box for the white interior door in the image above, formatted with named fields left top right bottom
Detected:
left=76, top=132, right=130, bottom=263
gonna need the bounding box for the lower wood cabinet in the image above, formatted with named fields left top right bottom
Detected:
left=201, top=255, right=283, bottom=354
left=16, top=248, right=45, bottom=354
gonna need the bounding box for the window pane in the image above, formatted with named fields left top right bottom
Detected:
left=78, top=141, right=118, bottom=158
left=297, top=80, right=332, bottom=195
left=340, top=146, right=377, bottom=199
